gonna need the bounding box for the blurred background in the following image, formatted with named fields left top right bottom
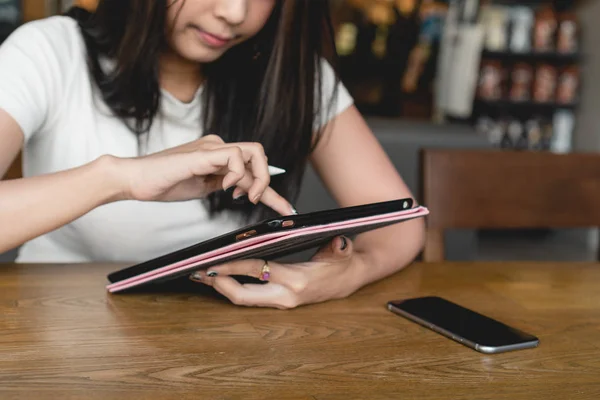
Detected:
left=0, top=0, right=598, bottom=262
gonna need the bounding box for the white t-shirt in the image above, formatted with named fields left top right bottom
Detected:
left=0, top=16, right=353, bottom=263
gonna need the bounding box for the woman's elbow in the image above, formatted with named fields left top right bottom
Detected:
left=405, top=217, right=426, bottom=261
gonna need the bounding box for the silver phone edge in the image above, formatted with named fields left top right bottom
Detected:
left=387, top=303, right=539, bottom=354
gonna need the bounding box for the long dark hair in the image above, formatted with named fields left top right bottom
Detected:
left=66, top=0, right=340, bottom=221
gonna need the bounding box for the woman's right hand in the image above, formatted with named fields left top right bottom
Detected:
left=115, top=134, right=295, bottom=216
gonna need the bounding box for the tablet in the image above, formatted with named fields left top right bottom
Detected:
left=106, top=198, right=429, bottom=293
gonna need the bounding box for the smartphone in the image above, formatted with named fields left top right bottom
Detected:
left=387, top=296, right=539, bottom=354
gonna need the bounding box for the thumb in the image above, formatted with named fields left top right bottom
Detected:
left=313, top=236, right=352, bottom=261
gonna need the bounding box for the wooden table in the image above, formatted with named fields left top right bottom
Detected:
left=1, top=262, right=599, bottom=399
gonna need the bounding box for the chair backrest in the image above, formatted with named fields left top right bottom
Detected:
left=420, top=148, right=600, bottom=261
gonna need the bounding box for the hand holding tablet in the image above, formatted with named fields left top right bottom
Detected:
left=106, top=198, right=429, bottom=293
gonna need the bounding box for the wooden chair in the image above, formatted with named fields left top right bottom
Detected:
left=419, top=149, right=600, bottom=262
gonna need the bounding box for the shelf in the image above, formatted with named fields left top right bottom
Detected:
left=489, top=0, right=583, bottom=10
left=476, top=99, right=577, bottom=110
left=474, top=99, right=578, bottom=117
left=481, top=50, right=582, bottom=64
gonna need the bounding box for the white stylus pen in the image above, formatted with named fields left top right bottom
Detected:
left=268, top=166, right=286, bottom=176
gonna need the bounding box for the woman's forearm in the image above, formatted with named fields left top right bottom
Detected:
left=349, top=218, right=426, bottom=289
left=0, top=155, right=123, bottom=253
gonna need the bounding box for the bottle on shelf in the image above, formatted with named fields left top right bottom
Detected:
left=509, top=7, right=534, bottom=53
left=533, top=6, right=558, bottom=53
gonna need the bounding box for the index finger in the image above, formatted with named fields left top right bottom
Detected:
left=231, top=172, right=296, bottom=216
left=259, top=186, right=297, bottom=216
left=211, top=276, right=290, bottom=309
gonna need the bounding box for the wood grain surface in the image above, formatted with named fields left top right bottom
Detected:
left=1, top=262, right=600, bottom=399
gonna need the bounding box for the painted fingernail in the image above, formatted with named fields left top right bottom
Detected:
left=190, top=272, right=203, bottom=281
left=340, top=236, right=348, bottom=251
left=207, top=271, right=218, bottom=277
left=232, top=187, right=245, bottom=198
left=290, top=206, right=298, bottom=215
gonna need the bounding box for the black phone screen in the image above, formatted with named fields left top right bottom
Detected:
left=388, top=296, right=538, bottom=348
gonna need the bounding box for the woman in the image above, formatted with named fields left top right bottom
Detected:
left=0, top=0, right=425, bottom=309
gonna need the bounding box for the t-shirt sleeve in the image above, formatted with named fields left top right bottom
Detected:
left=0, top=18, right=71, bottom=141
left=315, top=57, right=354, bottom=130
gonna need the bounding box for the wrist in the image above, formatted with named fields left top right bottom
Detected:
left=346, top=247, right=393, bottom=293
left=344, top=251, right=375, bottom=294
left=90, top=155, right=129, bottom=204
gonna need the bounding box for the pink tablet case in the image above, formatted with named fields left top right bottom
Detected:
left=106, top=206, right=429, bottom=293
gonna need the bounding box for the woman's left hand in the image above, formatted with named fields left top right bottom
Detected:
left=189, top=236, right=360, bottom=309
